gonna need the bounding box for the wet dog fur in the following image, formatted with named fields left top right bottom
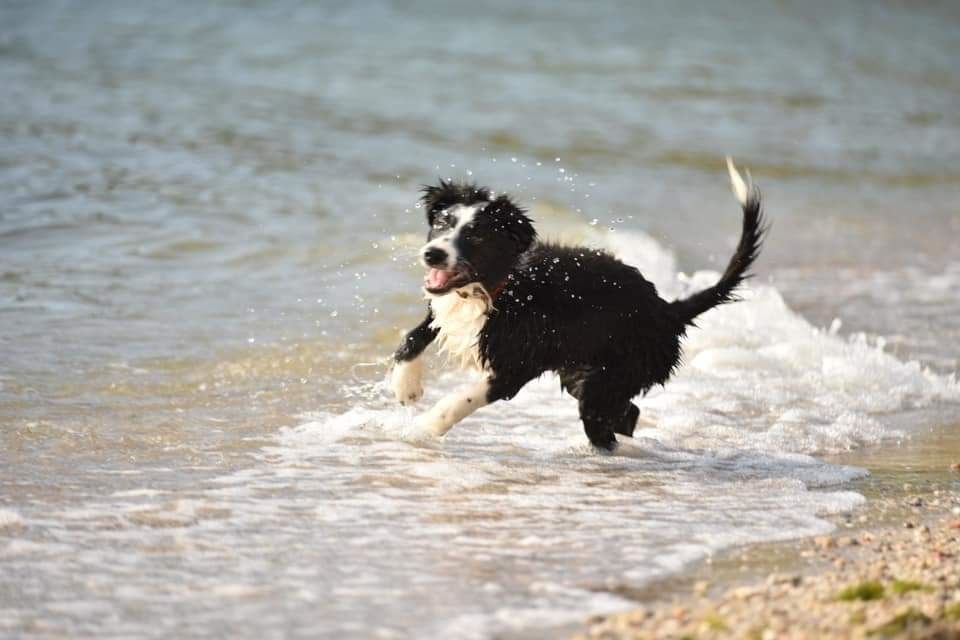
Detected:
left=390, top=159, right=766, bottom=450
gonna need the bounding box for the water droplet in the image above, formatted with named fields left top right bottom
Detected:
left=330, top=310, right=338, bottom=317
left=590, top=218, right=598, bottom=226
left=511, top=157, right=517, bottom=163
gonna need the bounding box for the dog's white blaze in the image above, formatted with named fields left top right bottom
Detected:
left=420, top=203, right=484, bottom=269
left=390, top=356, right=424, bottom=405
left=725, top=156, right=751, bottom=206
left=428, top=284, right=490, bottom=371
left=413, top=377, right=490, bottom=436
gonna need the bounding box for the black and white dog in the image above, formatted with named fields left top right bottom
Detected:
left=390, top=159, right=765, bottom=450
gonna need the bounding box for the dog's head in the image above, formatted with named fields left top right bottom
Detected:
left=418, top=180, right=536, bottom=296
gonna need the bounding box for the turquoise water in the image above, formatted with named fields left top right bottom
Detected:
left=1, top=1, right=959, bottom=638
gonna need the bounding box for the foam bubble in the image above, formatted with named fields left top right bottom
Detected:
left=0, top=510, right=23, bottom=530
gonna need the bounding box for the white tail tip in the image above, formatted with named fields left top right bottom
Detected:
left=725, top=156, right=751, bottom=206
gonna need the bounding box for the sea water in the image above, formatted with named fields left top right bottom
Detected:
left=1, top=1, right=959, bottom=638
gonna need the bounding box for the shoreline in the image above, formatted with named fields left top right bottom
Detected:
left=574, top=425, right=960, bottom=639
left=578, top=491, right=960, bottom=639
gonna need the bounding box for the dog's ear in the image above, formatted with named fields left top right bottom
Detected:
left=487, top=194, right=536, bottom=251
left=419, top=180, right=449, bottom=226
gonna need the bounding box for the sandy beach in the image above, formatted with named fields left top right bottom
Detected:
left=578, top=468, right=960, bottom=639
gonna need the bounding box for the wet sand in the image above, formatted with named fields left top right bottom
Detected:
left=576, top=426, right=960, bottom=639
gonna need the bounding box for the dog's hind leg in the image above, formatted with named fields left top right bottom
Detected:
left=560, top=369, right=639, bottom=446
left=613, top=403, right=640, bottom=438
left=580, top=401, right=639, bottom=449
left=579, top=398, right=635, bottom=451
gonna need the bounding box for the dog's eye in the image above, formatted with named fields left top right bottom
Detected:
left=433, top=212, right=455, bottom=229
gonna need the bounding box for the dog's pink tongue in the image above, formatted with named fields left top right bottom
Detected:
left=426, top=269, right=453, bottom=289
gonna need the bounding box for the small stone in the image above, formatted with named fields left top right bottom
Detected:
left=767, top=573, right=802, bottom=588
left=950, top=462, right=960, bottom=473
left=904, top=521, right=916, bottom=529
left=837, top=536, right=859, bottom=547
left=729, top=586, right=762, bottom=600
left=693, top=580, right=709, bottom=596
left=814, top=535, right=835, bottom=549
left=623, top=608, right=648, bottom=624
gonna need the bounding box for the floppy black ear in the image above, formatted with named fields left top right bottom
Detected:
left=487, top=194, right=537, bottom=251
left=419, top=180, right=492, bottom=225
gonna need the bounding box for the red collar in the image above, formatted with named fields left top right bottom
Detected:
left=489, top=280, right=507, bottom=302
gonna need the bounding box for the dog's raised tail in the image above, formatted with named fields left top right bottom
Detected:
left=670, top=157, right=767, bottom=326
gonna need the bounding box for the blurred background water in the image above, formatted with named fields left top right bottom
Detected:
left=1, top=1, right=959, bottom=638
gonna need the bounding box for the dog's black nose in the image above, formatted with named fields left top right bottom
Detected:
left=423, top=246, right=448, bottom=267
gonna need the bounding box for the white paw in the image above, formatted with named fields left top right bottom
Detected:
left=390, top=358, right=424, bottom=406
left=402, top=413, right=446, bottom=442
left=407, top=407, right=452, bottom=440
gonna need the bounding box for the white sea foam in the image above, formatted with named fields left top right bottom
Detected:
left=0, top=510, right=23, bottom=530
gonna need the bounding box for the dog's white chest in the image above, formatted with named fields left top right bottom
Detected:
left=428, top=285, right=490, bottom=371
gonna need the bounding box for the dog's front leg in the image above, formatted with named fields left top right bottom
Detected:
left=408, top=370, right=535, bottom=439
left=410, top=377, right=491, bottom=438
left=390, top=308, right=438, bottom=405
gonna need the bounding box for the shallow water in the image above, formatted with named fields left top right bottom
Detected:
left=2, top=1, right=959, bottom=638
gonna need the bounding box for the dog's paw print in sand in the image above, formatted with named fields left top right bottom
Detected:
left=390, top=358, right=424, bottom=405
